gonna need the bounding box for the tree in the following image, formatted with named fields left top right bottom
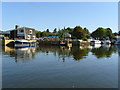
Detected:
left=35, top=30, right=42, bottom=38
left=46, top=29, right=49, bottom=33
left=71, top=26, right=86, bottom=39
left=58, top=30, right=64, bottom=37
left=53, top=28, right=57, bottom=33
left=83, top=27, right=90, bottom=39
left=113, top=32, right=118, bottom=36
left=41, top=32, right=49, bottom=37
left=91, top=27, right=106, bottom=39
left=105, top=28, right=113, bottom=39
left=66, top=27, right=74, bottom=34
left=91, top=27, right=114, bottom=39
left=83, top=27, right=89, bottom=34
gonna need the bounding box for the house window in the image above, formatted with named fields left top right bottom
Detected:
left=29, top=30, right=32, bottom=34
left=28, top=35, right=30, bottom=39
left=20, top=29, right=24, bottom=32
left=33, top=36, right=35, bottom=39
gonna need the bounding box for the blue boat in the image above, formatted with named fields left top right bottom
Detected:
left=14, top=40, right=37, bottom=48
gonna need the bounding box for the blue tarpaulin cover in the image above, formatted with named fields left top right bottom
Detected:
left=47, top=36, right=59, bottom=38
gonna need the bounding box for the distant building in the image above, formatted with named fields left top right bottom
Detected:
left=0, top=31, right=4, bottom=40
left=114, top=31, right=120, bottom=39
left=63, top=32, right=71, bottom=38
left=4, top=25, right=36, bottom=40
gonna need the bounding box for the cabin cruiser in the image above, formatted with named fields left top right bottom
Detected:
left=90, top=40, right=101, bottom=46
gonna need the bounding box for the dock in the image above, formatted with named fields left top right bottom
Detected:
left=37, top=39, right=72, bottom=48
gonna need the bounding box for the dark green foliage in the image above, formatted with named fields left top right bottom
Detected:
left=41, top=32, right=48, bottom=37
left=83, top=27, right=89, bottom=34
left=105, top=28, right=113, bottom=39
left=71, top=26, right=86, bottom=39
left=35, top=26, right=116, bottom=40
left=91, top=27, right=114, bottom=39
left=91, top=46, right=116, bottom=58
left=53, top=28, right=57, bottom=33
left=35, top=31, right=42, bottom=38
left=46, top=29, right=49, bottom=33
left=83, top=27, right=90, bottom=39
left=71, top=47, right=89, bottom=60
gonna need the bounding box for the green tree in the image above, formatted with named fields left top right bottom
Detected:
left=91, top=27, right=106, bottom=39
left=46, top=29, right=49, bottom=33
left=71, top=26, right=86, bottom=39
left=53, top=28, right=57, bottom=33
left=91, top=27, right=114, bottom=39
left=35, top=30, right=42, bottom=38
left=83, top=27, right=89, bottom=34
left=41, top=32, right=49, bottom=37
left=66, top=27, right=74, bottom=34
left=105, top=28, right=113, bottom=39
left=83, top=27, right=90, bottom=39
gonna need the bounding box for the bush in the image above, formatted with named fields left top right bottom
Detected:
left=82, top=38, right=87, bottom=41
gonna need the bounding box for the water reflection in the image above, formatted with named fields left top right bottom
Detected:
left=3, top=45, right=118, bottom=63
left=115, top=45, right=120, bottom=56
left=71, top=46, right=89, bottom=60
left=3, top=46, right=36, bottom=63
left=91, top=45, right=117, bottom=58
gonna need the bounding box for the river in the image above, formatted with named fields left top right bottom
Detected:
left=2, top=45, right=119, bottom=88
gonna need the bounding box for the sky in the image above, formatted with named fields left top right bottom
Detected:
left=2, top=2, right=118, bottom=33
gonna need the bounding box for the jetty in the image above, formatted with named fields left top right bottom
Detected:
left=37, top=39, right=72, bottom=48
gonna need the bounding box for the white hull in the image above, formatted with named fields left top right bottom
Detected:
left=14, top=39, right=29, bottom=42
left=115, top=38, right=120, bottom=45
left=90, top=40, right=101, bottom=46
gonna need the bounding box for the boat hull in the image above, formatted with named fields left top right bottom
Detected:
left=14, top=40, right=37, bottom=47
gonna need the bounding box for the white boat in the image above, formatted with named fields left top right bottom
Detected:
left=93, top=44, right=101, bottom=48
left=115, top=38, right=120, bottom=45
left=14, top=39, right=37, bottom=47
left=90, top=40, right=101, bottom=46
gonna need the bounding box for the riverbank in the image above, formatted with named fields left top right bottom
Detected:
left=2, top=38, right=118, bottom=49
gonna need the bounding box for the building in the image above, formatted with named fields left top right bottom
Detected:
left=63, top=32, right=71, bottom=38
left=6, top=25, right=36, bottom=40
left=0, top=31, right=4, bottom=40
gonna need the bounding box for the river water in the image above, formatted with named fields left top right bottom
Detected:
left=2, top=45, right=119, bottom=88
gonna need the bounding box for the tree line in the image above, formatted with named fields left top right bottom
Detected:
left=36, top=26, right=119, bottom=40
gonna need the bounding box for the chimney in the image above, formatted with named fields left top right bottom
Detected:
left=15, top=25, right=20, bottom=29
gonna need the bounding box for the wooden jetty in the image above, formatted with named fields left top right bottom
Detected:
left=37, top=39, right=72, bottom=48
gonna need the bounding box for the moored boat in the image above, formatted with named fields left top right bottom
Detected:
left=90, top=40, right=101, bottom=46
left=14, top=39, right=37, bottom=47
left=115, top=38, right=120, bottom=45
